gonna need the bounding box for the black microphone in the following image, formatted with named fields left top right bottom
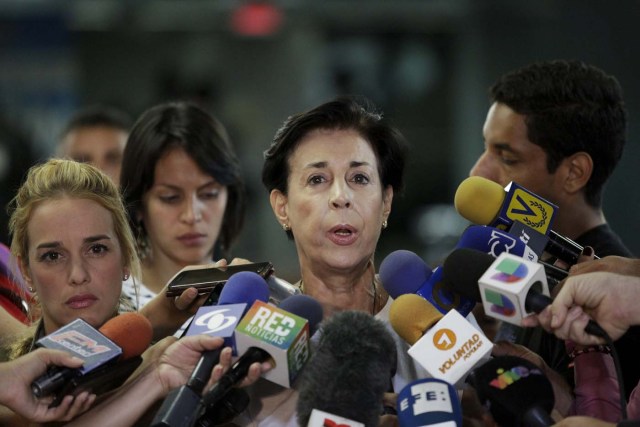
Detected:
left=196, top=294, right=323, bottom=421
left=151, top=271, right=270, bottom=427
left=466, top=355, right=555, bottom=427
left=296, top=311, right=397, bottom=427
left=31, top=313, right=153, bottom=404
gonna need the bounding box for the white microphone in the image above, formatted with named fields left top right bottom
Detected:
left=389, top=294, right=493, bottom=387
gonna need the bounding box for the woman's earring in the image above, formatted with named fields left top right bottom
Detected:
left=282, top=223, right=291, bottom=231
left=382, top=220, right=388, bottom=229
left=123, top=273, right=130, bottom=281
left=28, top=287, right=34, bottom=293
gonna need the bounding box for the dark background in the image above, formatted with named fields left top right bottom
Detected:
left=0, top=1, right=638, bottom=281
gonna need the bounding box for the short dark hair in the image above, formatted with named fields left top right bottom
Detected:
left=262, top=95, right=408, bottom=239
left=490, top=60, right=627, bottom=207
left=61, top=105, right=133, bottom=139
left=120, top=101, right=246, bottom=258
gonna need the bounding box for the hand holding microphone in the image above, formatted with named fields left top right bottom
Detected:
left=524, top=272, right=640, bottom=346
left=442, top=248, right=608, bottom=339
left=0, top=348, right=94, bottom=423
left=31, top=312, right=153, bottom=403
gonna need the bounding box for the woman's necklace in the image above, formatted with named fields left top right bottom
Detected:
left=297, top=278, right=380, bottom=316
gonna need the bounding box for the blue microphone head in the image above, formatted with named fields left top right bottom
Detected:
left=379, top=250, right=431, bottom=299
left=278, top=294, right=323, bottom=335
left=397, top=378, right=462, bottom=427
left=218, top=271, right=270, bottom=307
left=456, top=225, right=528, bottom=259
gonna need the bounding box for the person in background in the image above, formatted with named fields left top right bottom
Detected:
left=58, top=105, right=132, bottom=186
left=119, top=101, right=246, bottom=313
left=0, top=158, right=264, bottom=425
left=233, top=95, right=426, bottom=426
left=468, top=59, right=637, bottom=396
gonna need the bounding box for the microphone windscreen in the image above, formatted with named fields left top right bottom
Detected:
left=278, top=294, right=323, bottom=334
left=379, top=250, right=431, bottom=299
left=466, top=355, right=554, bottom=426
left=454, top=176, right=504, bottom=225
left=442, top=248, right=495, bottom=302
left=389, top=294, right=443, bottom=345
left=297, top=311, right=397, bottom=427
left=218, top=271, right=270, bottom=307
left=98, top=312, right=153, bottom=360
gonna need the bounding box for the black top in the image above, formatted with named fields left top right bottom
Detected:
left=501, top=224, right=638, bottom=399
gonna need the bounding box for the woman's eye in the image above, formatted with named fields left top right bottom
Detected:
left=89, top=244, right=109, bottom=255
left=352, top=173, right=370, bottom=185
left=308, top=175, right=326, bottom=185
left=199, top=190, right=220, bottom=200
left=159, top=194, right=180, bottom=203
left=39, top=251, right=60, bottom=263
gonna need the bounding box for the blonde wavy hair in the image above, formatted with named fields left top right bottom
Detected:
left=6, top=158, right=140, bottom=359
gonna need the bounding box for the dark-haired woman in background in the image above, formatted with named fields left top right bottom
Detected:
left=119, top=101, right=246, bottom=333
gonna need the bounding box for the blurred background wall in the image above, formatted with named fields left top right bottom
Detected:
left=0, top=0, right=638, bottom=281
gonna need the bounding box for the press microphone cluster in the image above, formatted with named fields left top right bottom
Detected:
left=379, top=249, right=475, bottom=317
left=31, top=312, right=153, bottom=405
left=454, top=176, right=591, bottom=265
left=442, top=247, right=607, bottom=338
left=297, top=310, right=397, bottom=427
left=154, top=271, right=322, bottom=427
left=152, top=271, right=270, bottom=427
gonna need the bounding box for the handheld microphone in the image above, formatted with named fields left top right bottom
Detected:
left=199, top=295, right=322, bottom=411
left=31, top=312, right=153, bottom=400
left=296, top=311, right=397, bottom=427
left=442, top=248, right=607, bottom=338
left=379, top=250, right=475, bottom=317
left=389, top=295, right=492, bottom=386
left=397, top=378, right=462, bottom=427
left=454, top=176, right=588, bottom=265
left=456, top=225, right=568, bottom=283
left=466, top=356, right=555, bottom=427
left=152, top=271, right=270, bottom=427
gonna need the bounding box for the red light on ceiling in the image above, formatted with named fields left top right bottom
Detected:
left=231, top=3, right=283, bottom=37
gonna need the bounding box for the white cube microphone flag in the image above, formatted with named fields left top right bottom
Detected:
left=477, top=252, right=550, bottom=325
left=407, top=309, right=492, bottom=387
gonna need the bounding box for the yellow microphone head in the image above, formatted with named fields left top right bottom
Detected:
left=454, top=176, right=505, bottom=225
left=389, top=294, right=443, bottom=345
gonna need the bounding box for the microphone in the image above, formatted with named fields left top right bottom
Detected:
left=389, top=294, right=493, bottom=386
left=396, top=378, right=462, bottom=427
left=454, top=176, right=588, bottom=265
left=31, top=312, right=153, bottom=401
left=306, top=409, right=365, bottom=427
left=466, top=355, right=555, bottom=427
left=198, top=295, right=323, bottom=412
left=379, top=250, right=475, bottom=317
left=456, top=224, right=568, bottom=283
left=442, top=248, right=606, bottom=338
left=296, top=311, right=397, bottom=427
left=152, top=271, right=270, bottom=427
